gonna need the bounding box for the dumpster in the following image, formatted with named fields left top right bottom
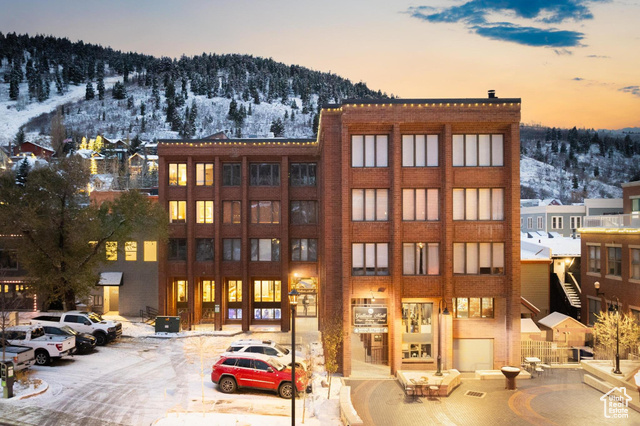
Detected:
left=155, top=316, right=180, bottom=333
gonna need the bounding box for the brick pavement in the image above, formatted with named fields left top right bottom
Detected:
left=347, top=368, right=640, bottom=425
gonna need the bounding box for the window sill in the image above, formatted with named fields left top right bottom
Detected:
left=629, top=278, right=640, bottom=284
left=586, top=271, right=601, bottom=277
left=605, top=275, right=623, bottom=281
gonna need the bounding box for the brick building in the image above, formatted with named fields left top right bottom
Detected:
left=157, top=96, right=522, bottom=376
left=580, top=181, right=640, bottom=325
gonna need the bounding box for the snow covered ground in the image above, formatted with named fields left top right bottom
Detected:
left=0, top=315, right=342, bottom=426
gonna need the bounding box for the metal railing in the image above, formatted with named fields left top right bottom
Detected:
left=582, top=214, right=640, bottom=229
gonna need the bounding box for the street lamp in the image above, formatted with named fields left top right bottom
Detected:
left=610, top=296, right=622, bottom=375
left=288, top=288, right=300, bottom=425
left=594, top=281, right=605, bottom=297
left=435, top=299, right=450, bottom=376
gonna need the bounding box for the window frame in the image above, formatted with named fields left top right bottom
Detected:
left=249, top=163, right=280, bottom=186
left=401, top=134, right=438, bottom=167
left=169, top=200, right=187, bottom=223
left=452, top=188, right=504, bottom=221
left=223, top=238, right=241, bottom=261
left=291, top=238, right=318, bottom=262
left=587, top=244, right=601, bottom=273
left=195, top=238, right=214, bottom=262
left=351, top=243, right=389, bottom=276
left=352, top=189, right=388, bottom=222
left=452, top=134, right=504, bottom=167
left=223, top=201, right=241, bottom=224
left=453, top=242, right=504, bottom=275
left=402, top=242, right=439, bottom=275
left=250, top=201, right=281, bottom=224
left=168, top=163, right=187, bottom=186
left=551, top=216, right=563, bottom=230
left=351, top=135, right=388, bottom=168
left=537, top=216, right=544, bottom=230
left=222, top=163, right=242, bottom=186
left=290, top=163, right=317, bottom=187
left=195, top=163, right=214, bottom=186
left=402, top=188, right=439, bottom=221
left=195, top=200, right=214, bottom=224
left=250, top=238, right=281, bottom=262
left=453, top=297, right=494, bottom=319
left=168, top=238, right=187, bottom=261
left=607, top=245, right=622, bottom=277
left=631, top=247, right=640, bottom=280
left=290, top=200, right=319, bottom=225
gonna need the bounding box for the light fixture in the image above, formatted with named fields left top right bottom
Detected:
left=595, top=281, right=605, bottom=297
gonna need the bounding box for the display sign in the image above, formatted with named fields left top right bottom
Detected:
left=214, top=304, right=220, bottom=313
left=353, top=327, right=388, bottom=334
left=353, top=306, right=388, bottom=327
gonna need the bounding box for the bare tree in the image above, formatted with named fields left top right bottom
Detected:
left=301, top=344, right=316, bottom=424
left=50, top=108, right=66, bottom=157
left=184, top=336, right=216, bottom=415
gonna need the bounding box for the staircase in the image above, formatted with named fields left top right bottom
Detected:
left=140, top=306, right=158, bottom=325
left=563, top=272, right=581, bottom=309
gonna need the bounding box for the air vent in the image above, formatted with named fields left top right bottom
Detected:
left=465, top=390, right=486, bottom=398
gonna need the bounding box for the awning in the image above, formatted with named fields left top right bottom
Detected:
left=98, top=272, right=123, bottom=286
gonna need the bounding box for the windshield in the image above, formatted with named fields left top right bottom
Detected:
left=268, top=357, right=286, bottom=371
left=87, top=313, right=102, bottom=323
left=274, top=343, right=289, bottom=355
left=60, top=325, right=78, bottom=335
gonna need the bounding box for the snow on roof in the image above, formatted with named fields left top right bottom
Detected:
left=521, top=318, right=541, bottom=334
left=541, top=198, right=562, bottom=206
left=521, top=240, right=551, bottom=260
left=521, top=235, right=581, bottom=257
left=538, top=312, right=588, bottom=329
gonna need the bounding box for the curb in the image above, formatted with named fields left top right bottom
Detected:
left=18, top=380, right=49, bottom=400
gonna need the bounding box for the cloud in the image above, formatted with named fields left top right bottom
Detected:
left=573, top=77, right=584, bottom=81
left=587, top=54, right=610, bottom=59
left=407, top=0, right=603, bottom=48
left=620, top=86, right=640, bottom=97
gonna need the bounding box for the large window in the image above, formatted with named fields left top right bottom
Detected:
left=352, top=243, right=389, bottom=276
left=290, top=163, right=317, bottom=186
left=228, top=280, right=242, bottom=302
left=0, top=250, right=18, bottom=270
left=607, top=246, right=622, bottom=276
left=144, top=241, right=157, bottom=262
left=106, top=241, right=117, bottom=261
left=202, top=279, right=215, bottom=302
left=452, top=188, right=503, bottom=221
left=168, top=239, right=187, bottom=261
left=253, top=280, right=281, bottom=302
left=588, top=297, right=602, bottom=325
left=251, top=201, right=280, bottom=224
left=169, top=201, right=186, bottom=223
left=291, top=200, right=318, bottom=225
left=223, top=201, right=241, bottom=224
left=452, top=134, right=503, bottom=167
left=632, top=198, right=640, bottom=213
left=402, top=135, right=438, bottom=167
left=223, top=163, right=241, bottom=186
left=196, top=201, right=214, bottom=224
left=176, top=280, right=188, bottom=302
left=402, top=189, right=438, bottom=221
left=588, top=245, right=601, bottom=273
left=195, top=238, right=214, bottom=261
left=125, top=242, right=137, bottom=261
left=402, top=303, right=432, bottom=359
left=537, top=217, right=544, bottom=229
left=403, top=243, right=439, bottom=275
left=196, top=163, right=213, bottom=186
left=250, top=238, right=281, bottom=261
left=551, top=216, right=563, bottom=230
left=453, top=242, right=504, bottom=275
left=168, top=163, right=187, bottom=186
left=250, top=163, right=280, bottom=186
left=223, top=239, right=241, bottom=261
left=453, top=298, right=494, bottom=318
left=570, top=216, right=582, bottom=230
left=291, top=239, right=317, bottom=261
left=353, top=189, right=388, bottom=221
left=351, top=135, right=388, bottom=167
left=632, top=248, right=640, bottom=280
left=527, top=217, right=533, bottom=228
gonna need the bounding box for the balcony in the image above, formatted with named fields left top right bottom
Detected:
left=581, top=214, right=640, bottom=232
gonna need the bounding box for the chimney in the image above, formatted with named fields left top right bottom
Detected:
left=488, top=90, right=496, bottom=99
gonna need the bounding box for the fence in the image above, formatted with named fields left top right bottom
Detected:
left=521, top=340, right=574, bottom=364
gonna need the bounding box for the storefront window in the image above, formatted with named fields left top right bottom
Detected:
left=228, top=280, right=242, bottom=302
left=202, top=279, right=214, bottom=302
left=401, top=303, right=432, bottom=359
left=176, top=280, right=188, bottom=302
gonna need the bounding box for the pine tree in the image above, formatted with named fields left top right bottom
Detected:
left=594, top=166, right=600, bottom=177
left=270, top=118, right=284, bottom=137
left=85, top=81, right=95, bottom=100
left=312, top=113, right=319, bottom=136
left=16, top=158, right=30, bottom=186
left=112, top=81, right=127, bottom=100
left=9, top=69, right=20, bottom=100
left=97, top=76, right=105, bottom=100
left=14, top=128, right=25, bottom=148
left=127, top=95, right=134, bottom=109
left=140, top=102, right=146, bottom=116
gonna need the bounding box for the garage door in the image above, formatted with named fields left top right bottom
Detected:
left=453, top=339, right=493, bottom=372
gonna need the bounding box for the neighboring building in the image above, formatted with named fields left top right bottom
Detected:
left=0, top=234, right=35, bottom=311
left=12, top=141, right=55, bottom=160
left=157, top=95, right=522, bottom=376
left=580, top=180, right=640, bottom=325
left=521, top=198, right=622, bottom=237
left=537, top=312, right=591, bottom=347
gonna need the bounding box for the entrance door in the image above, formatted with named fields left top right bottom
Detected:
left=226, top=279, right=242, bottom=321
left=174, top=279, right=188, bottom=312
left=108, top=286, right=119, bottom=312
left=201, top=279, right=215, bottom=321
left=453, top=339, right=494, bottom=371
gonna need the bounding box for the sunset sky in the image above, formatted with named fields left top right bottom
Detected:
left=1, top=0, right=639, bottom=129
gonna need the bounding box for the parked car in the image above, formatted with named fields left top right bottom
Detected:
left=1, top=339, right=36, bottom=371
left=5, top=325, right=75, bottom=366
left=41, top=325, right=97, bottom=354
left=225, top=339, right=307, bottom=370
left=31, top=311, right=122, bottom=346
left=211, top=353, right=305, bottom=398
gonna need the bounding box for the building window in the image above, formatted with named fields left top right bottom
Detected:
left=144, top=241, right=157, bottom=262
left=537, top=216, right=544, bottom=229
left=630, top=308, right=640, bottom=323
left=168, top=239, right=187, bottom=261
left=291, top=200, right=318, bottom=225
left=228, top=280, right=242, bottom=302
left=223, top=163, right=241, bottom=186
left=632, top=198, right=640, bottom=213
left=250, top=163, right=280, bottom=186
left=223, top=239, right=241, bottom=261
left=202, top=279, right=215, bottom=302
left=453, top=242, right=504, bottom=275
left=352, top=243, right=389, bottom=276
left=588, top=298, right=601, bottom=325
left=527, top=217, right=533, bottom=228
left=195, top=238, right=214, bottom=261
left=223, top=201, right=241, bottom=224
left=353, top=189, right=388, bottom=221
left=402, top=134, right=438, bottom=167
left=351, top=135, right=388, bottom=167
left=452, top=134, right=503, bottom=167
left=607, top=246, right=622, bottom=276
left=520, top=217, right=523, bottom=228
left=196, top=163, right=214, bottom=186
left=570, top=216, right=582, bottom=230
left=250, top=238, right=280, bottom=261
left=402, top=188, right=438, bottom=221
left=632, top=248, right=640, bottom=280
left=453, top=298, right=494, bottom=318
left=588, top=245, right=601, bottom=273
left=402, top=303, right=433, bottom=359
left=253, top=280, right=281, bottom=302
left=291, top=239, right=317, bottom=261
left=176, top=279, right=188, bottom=302
left=551, top=216, right=563, bottom=230
left=452, top=188, right=504, bottom=220
left=0, top=250, right=18, bottom=270
left=196, top=201, right=214, bottom=224
left=125, top=242, right=137, bottom=261
left=403, top=243, right=439, bottom=275
left=106, top=241, right=117, bottom=261
left=290, top=163, right=317, bottom=186
left=169, top=201, right=186, bottom=223
left=251, top=201, right=280, bottom=224
left=168, top=163, right=187, bottom=186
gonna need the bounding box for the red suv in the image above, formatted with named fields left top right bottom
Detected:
left=211, top=353, right=305, bottom=398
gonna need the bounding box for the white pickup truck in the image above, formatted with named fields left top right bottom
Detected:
left=5, top=325, right=75, bottom=366
left=31, top=311, right=122, bottom=346
left=1, top=340, right=36, bottom=371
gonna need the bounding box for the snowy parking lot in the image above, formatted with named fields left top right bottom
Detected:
left=0, top=317, right=341, bottom=426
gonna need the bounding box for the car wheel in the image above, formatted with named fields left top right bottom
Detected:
left=35, top=350, right=50, bottom=366
left=219, top=376, right=237, bottom=394
left=94, top=332, right=107, bottom=346
left=279, top=382, right=294, bottom=399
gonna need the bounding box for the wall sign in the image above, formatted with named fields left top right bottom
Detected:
left=353, top=306, right=388, bottom=327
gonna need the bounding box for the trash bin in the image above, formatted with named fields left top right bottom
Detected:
left=155, top=316, right=180, bottom=333
left=501, top=366, right=520, bottom=390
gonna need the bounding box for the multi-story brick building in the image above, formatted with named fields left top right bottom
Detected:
left=157, top=96, right=522, bottom=376
left=580, top=181, right=640, bottom=325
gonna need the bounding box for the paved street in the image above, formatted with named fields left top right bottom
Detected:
left=348, top=368, right=640, bottom=425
